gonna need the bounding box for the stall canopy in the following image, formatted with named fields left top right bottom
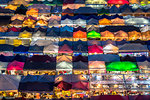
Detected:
left=88, top=44, right=103, bottom=54
left=114, top=30, right=128, bottom=41
left=101, top=31, right=114, bottom=40
left=121, top=55, right=136, bottom=62
left=103, top=44, right=118, bottom=54
left=73, top=40, right=88, bottom=53
left=7, top=60, right=24, bottom=71
left=56, top=61, right=73, bottom=69
left=0, top=62, right=8, bottom=71
left=73, top=55, right=88, bottom=62
left=71, top=81, right=89, bottom=90
left=73, top=30, right=87, bottom=38
left=19, top=75, right=55, bottom=92
left=57, top=55, right=72, bottom=62
left=58, top=44, right=73, bottom=53
left=88, top=54, right=120, bottom=62
left=106, top=61, right=139, bottom=71
left=74, top=7, right=97, bottom=14
left=87, top=30, right=101, bottom=39
left=89, top=61, right=106, bottom=69
left=28, top=45, right=44, bottom=53
left=73, top=61, right=88, bottom=70
left=0, top=75, right=21, bottom=91
left=107, top=0, right=129, bottom=4
left=27, top=55, right=56, bottom=62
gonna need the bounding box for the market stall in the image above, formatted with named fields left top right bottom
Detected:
left=100, top=31, right=114, bottom=41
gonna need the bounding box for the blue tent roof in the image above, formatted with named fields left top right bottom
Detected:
left=13, top=45, right=29, bottom=54
left=99, top=14, right=111, bottom=19
left=51, top=6, right=62, bottom=13
left=88, top=54, right=120, bottom=62
left=0, top=44, right=14, bottom=51
left=74, top=7, right=97, bottom=14
left=0, top=55, right=13, bottom=62
left=28, top=45, right=44, bottom=53
left=109, top=5, right=121, bottom=13
left=60, top=31, right=73, bottom=37
left=59, top=40, right=72, bottom=47
left=111, top=14, right=123, bottom=19
left=60, top=25, right=73, bottom=32
left=136, top=55, right=148, bottom=62
left=5, top=31, right=19, bottom=37
left=61, top=14, right=74, bottom=20
left=72, top=15, right=87, bottom=20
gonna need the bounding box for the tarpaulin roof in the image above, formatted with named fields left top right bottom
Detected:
left=103, top=44, right=118, bottom=54
left=0, top=61, right=8, bottom=70
left=59, top=40, right=72, bottom=47
left=87, top=30, right=101, bottom=38
left=99, top=26, right=141, bottom=32
left=87, top=18, right=99, bottom=25
left=15, top=4, right=27, bottom=15
left=101, top=31, right=114, bottom=40
left=12, top=55, right=28, bottom=62
left=73, top=55, right=88, bottom=62
left=125, top=18, right=150, bottom=25
left=89, top=61, right=106, bottom=69
left=88, top=40, right=101, bottom=46
left=107, top=0, right=129, bottom=4
left=7, top=60, right=24, bottom=71
left=74, top=7, right=97, bottom=14
left=57, top=55, right=72, bottom=62
left=58, top=44, right=73, bottom=53
left=73, top=40, right=88, bottom=53
left=119, top=43, right=148, bottom=51
left=60, top=31, right=73, bottom=37
left=73, top=30, right=87, bottom=38
left=136, top=55, right=149, bottom=62
left=24, top=62, right=56, bottom=70
left=88, top=44, right=103, bottom=54
left=27, top=55, right=56, bottom=62
left=109, top=5, right=121, bottom=13
left=0, top=75, right=21, bottom=91
left=72, top=81, right=89, bottom=90
left=5, top=31, right=19, bottom=37
left=28, top=45, right=44, bottom=53
left=55, top=74, right=89, bottom=83
left=137, top=61, right=150, bottom=70
left=13, top=45, right=29, bottom=53
left=56, top=61, right=73, bottom=69
left=60, top=25, right=74, bottom=32
left=43, top=44, right=59, bottom=54
left=54, top=81, right=72, bottom=90
left=0, top=44, right=14, bottom=51
left=106, top=61, right=139, bottom=71
left=101, top=40, right=116, bottom=46
left=19, top=75, right=54, bottom=92
left=74, top=26, right=86, bottom=32
left=120, top=55, right=136, bottom=62
left=50, top=6, right=62, bottom=13
left=88, top=54, right=120, bottom=62
left=73, top=61, right=88, bottom=70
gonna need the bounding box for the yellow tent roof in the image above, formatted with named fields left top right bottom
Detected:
left=128, top=31, right=142, bottom=41
left=19, top=30, right=32, bottom=38
left=0, top=40, right=6, bottom=44
left=5, top=5, right=18, bottom=10
left=13, top=39, right=22, bottom=47
left=11, top=14, right=25, bottom=21
left=8, top=0, right=28, bottom=5
left=36, top=19, right=48, bottom=26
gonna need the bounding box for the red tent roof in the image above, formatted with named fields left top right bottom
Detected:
left=107, top=0, right=129, bottom=4
left=71, top=81, right=89, bottom=91
left=58, top=44, right=73, bottom=53
left=7, top=60, right=24, bottom=71
left=88, top=44, right=103, bottom=54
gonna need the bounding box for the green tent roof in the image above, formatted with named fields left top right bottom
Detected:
left=106, top=61, right=139, bottom=71
left=87, top=30, right=101, bottom=38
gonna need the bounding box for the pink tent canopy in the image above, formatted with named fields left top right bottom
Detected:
left=71, top=81, right=89, bottom=91
left=7, top=60, right=24, bottom=71
left=88, top=44, right=103, bottom=54
left=58, top=44, right=73, bottom=53
left=107, top=0, right=129, bottom=4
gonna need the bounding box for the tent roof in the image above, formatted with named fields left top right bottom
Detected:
left=73, top=55, right=88, bottom=62
left=56, top=61, right=73, bottom=69
left=27, top=55, right=56, bottom=62
left=107, top=0, right=129, bottom=4
left=24, top=62, right=56, bottom=70
left=73, top=61, right=88, bottom=70
left=120, top=55, right=136, bottom=62
left=7, top=60, right=24, bottom=71
left=88, top=54, right=120, bottom=62
left=13, top=45, right=29, bottom=53
left=28, top=45, right=44, bottom=53
left=0, top=75, right=21, bottom=91
left=119, top=43, right=148, bottom=51
left=57, top=55, right=72, bottom=62
left=87, top=30, right=101, bottom=38
left=88, top=45, right=103, bottom=54
left=0, top=44, right=14, bottom=51
left=89, top=61, right=106, bottom=69
left=58, top=44, right=73, bottom=53
left=74, top=7, right=97, bottom=14
left=106, top=61, right=139, bottom=71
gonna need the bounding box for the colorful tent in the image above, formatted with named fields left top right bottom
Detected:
left=111, top=18, right=125, bottom=25
left=19, top=30, right=32, bottom=38
left=107, top=0, right=129, bottom=5
left=89, top=61, right=106, bottom=69
left=73, top=30, right=87, bottom=38
left=103, top=44, right=118, bottom=54
left=7, top=60, right=24, bottom=71
left=128, top=31, right=142, bottom=41
left=26, top=8, right=39, bottom=17
left=71, top=81, right=89, bottom=90
left=99, top=18, right=112, bottom=25
left=56, top=61, right=73, bottom=69
left=58, top=44, right=73, bottom=53
left=106, top=61, right=139, bottom=71
left=100, top=31, right=114, bottom=40
left=88, top=44, right=103, bottom=54
left=87, top=30, right=101, bottom=39
left=11, top=14, right=25, bottom=21
left=114, top=30, right=128, bottom=41
left=0, top=75, right=21, bottom=91
left=57, top=55, right=72, bottom=62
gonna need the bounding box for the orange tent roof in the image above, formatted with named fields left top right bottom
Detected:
left=73, top=30, right=87, bottom=38
left=99, top=18, right=112, bottom=25
left=57, top=55, right=72, bottom=62
left=111, top=18, right=125, bottom=25
left=114, top=30, right=128, bottom=41
left=101, top=31, right=114, bottom=40
left=89, top=61, right=106, bottom=69
left=128, top=31, right=142, bottom=41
